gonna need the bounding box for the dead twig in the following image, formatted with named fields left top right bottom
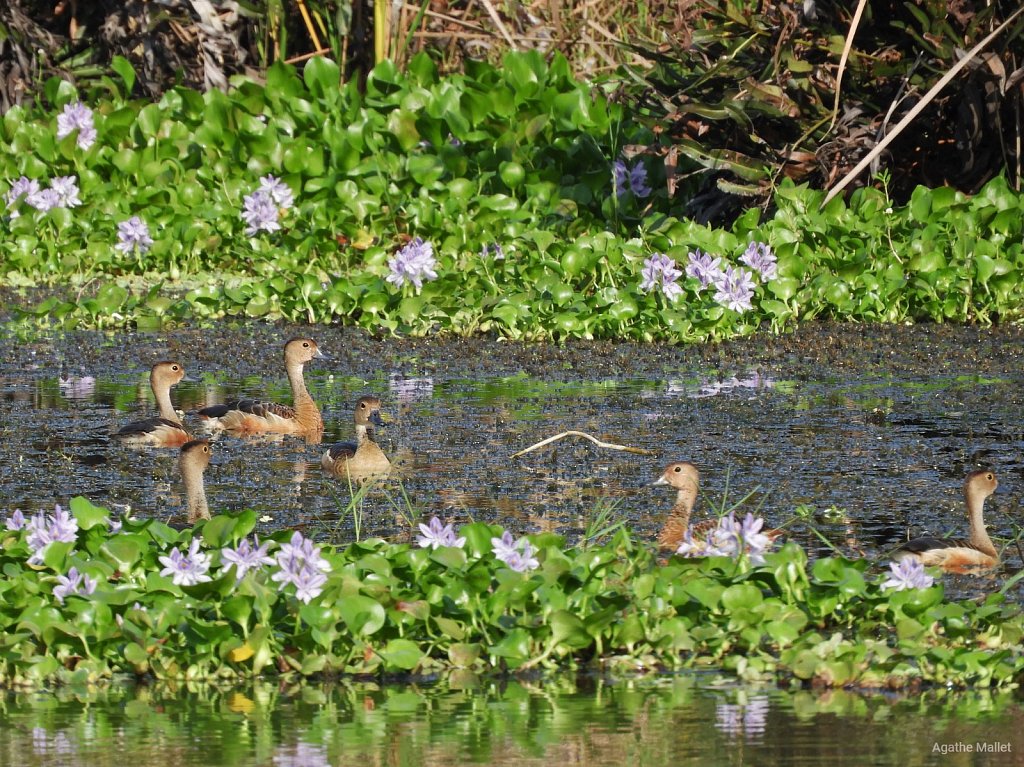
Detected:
left=823, top=4, right=1024, bottom=206
left=511, top=430, right=656, bottom=459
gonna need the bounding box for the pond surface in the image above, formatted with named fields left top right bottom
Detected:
left=2, top=675, right=1022, bottom=767
left=2, top=322, right=1023, bottom=574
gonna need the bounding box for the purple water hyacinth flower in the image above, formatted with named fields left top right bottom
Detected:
left=25, top=505, right=79, bottom=564
left=490, top=530, right=518, bottom=561
left=417, top=517, right=466, bottom=549
left=221, top=536, right=275, bottom=580
left=271, top=532, right=330, bottom=603
left=115, top=216, right=154, bottom=255
left=713, top=265, right=757, bottom=313
left=480, top=243, right=505, bottom=260
left=53, top=567, right=98, bottom=604
left=613, top=158, right=652, bottom=199
left=387, top=237, right=438, bottom=289
left=241, top=189, right=281, bottom=235
left=6, top=509, right=25, bottom=531
left=50, top=176, right=82, bottom=208
left=158, top=539, right=213, bottom=587
left=710, top=512, right=773, bottom=565
left=674, top=527, right=728, bottom=558
left=684, top=250, right=724, bottom=291
left=505, top=542, right=540, bottom=573
left=882, top=558, right=935, bottom=591
left=258, top=175, right=294, bottom=209
left=740, top=241, right=777, bottom=281
left=640, top=253, right=684, bottom=302
left=277, top=531, right=331, bottom=573
left=491, top=530, right=540, bottom=572
left=56, top=101, right=97, bottom=150
left=28, top=188, right=61, bottom=213
left=107, top=515, right=123, bottom=534
left=6, top=176, right=41, bottom=217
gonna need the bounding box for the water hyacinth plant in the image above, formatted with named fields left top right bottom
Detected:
left=4, top=53, right=1024, bottom=338
left=1, top=496, right=1020, bottom=690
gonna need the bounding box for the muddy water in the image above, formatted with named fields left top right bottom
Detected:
left=1, top=322, right=1023, bottom=582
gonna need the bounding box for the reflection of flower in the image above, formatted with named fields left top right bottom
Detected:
left=272, top=742, right=331, bottom=767
left=388, top=373, right=434, bottom=401
left=387, top=237, right=438, bottom=289
left=715, top=695, right=770, bottom=739
left=640, top=253, right=683, bottom=302
left=59, top=374, right=96, bottom=399
left=56, top=101, right=97, bottom=149
left=31, top=727, right=77, bottom=758
left=882, top=558, right=935, bottom=591
left=668, top=372, right=776, bottom=399
left=417, top=517, right=466, bottom=549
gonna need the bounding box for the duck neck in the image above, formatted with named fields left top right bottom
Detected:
left=286, top=361, right=321, bottom=430
left=669, top=484, right=698, bottom=528
left=153, top=379, right=179, bottom=423
left=965, top=486, right=996, bottom=556
left=183, top=468, right=209, bottom=522
left=354, top=423, right=371, bottom=446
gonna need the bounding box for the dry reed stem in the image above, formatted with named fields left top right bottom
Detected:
left=823, top=4, right=1024, bottom=206
left=511, top=430, right=657, bottom=459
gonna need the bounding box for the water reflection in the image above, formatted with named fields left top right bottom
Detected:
left=1, top=677, right=1022, bottom=767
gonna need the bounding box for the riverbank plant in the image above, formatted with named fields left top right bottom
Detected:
left=3, top=53, right=1024, bottom=340
left=1, top=498, right=1021, bottom=690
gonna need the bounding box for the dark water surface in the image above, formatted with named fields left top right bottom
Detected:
left=2, top=676, right=1023, bottom=767
left=2, top=323, right=1023, bottom=564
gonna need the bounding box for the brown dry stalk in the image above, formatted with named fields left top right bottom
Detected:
left=823, top=4, right=1024, bottom=206
left=511, top=430, right=657, bottom=459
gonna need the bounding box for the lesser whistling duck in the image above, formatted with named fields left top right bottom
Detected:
left=179, top=439, right=212, bottom=522
left=198, top=338, right=325, bottom=442
left=654, top=461, right=782, bottom=551
left=653, top=461, right=717, bottom=550
left=896, top=469, right=1000, bottom=572
left=115, top=361, right=191, bottom=447
left=322, top=395, right=392, bottom=481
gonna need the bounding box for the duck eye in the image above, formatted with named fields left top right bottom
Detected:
left=303, top=342, right=310, bottom=348
left=673, top=466, right=682, bottom=473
